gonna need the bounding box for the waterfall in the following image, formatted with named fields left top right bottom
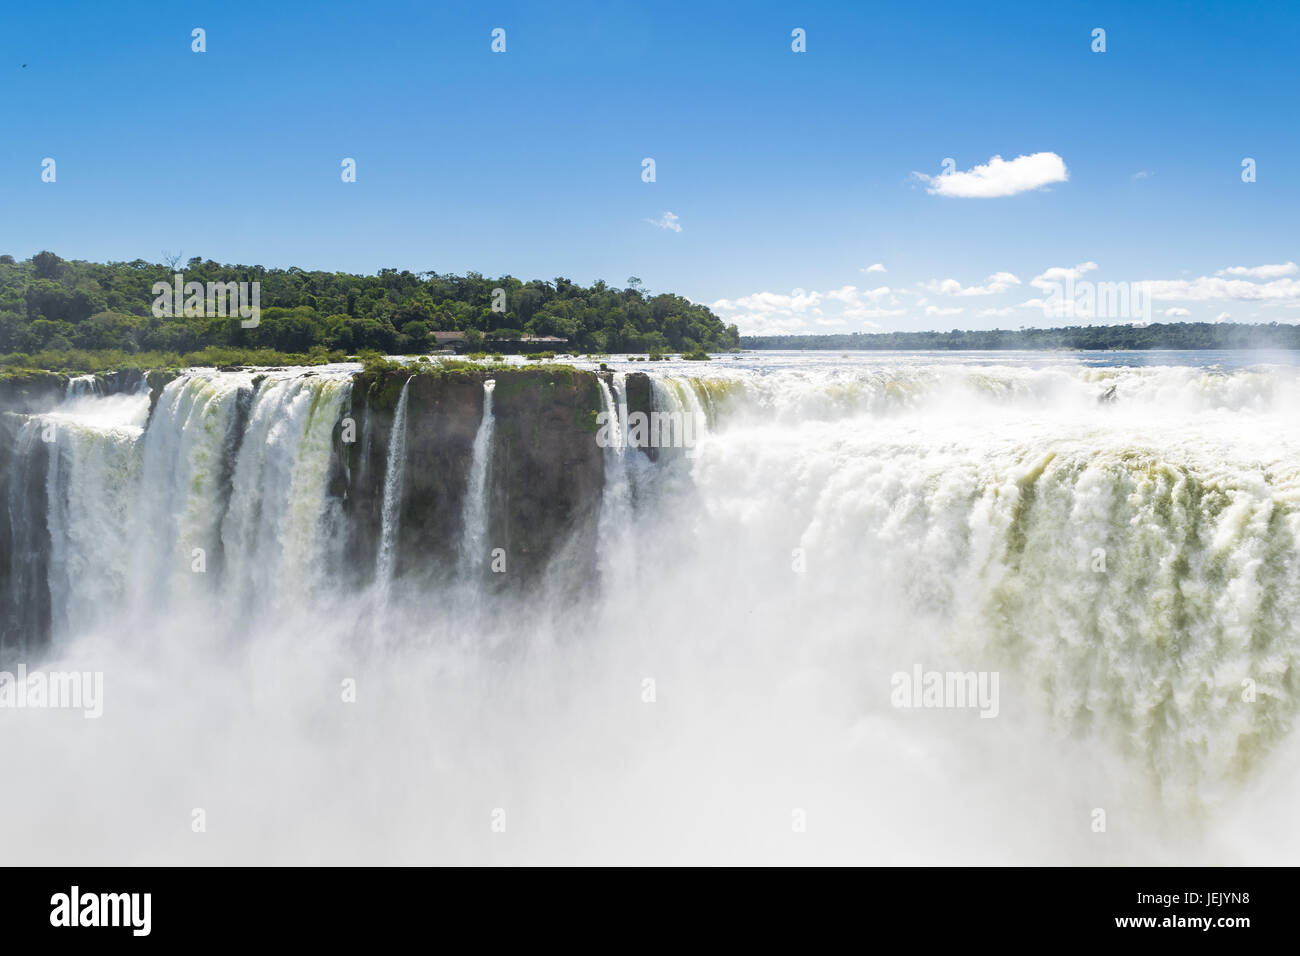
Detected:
left=135, top=373, right=249, bottom=615
left=650, top=375, right=708, bottom=457
left=596, top=375, right=635, bottom=583
left=668, top=375, right=710, bottom=436
left=40, top=389, right=150, bottom=637
left=374, top=376, right=414, bottom=591
left=220, top=373, right=352, bottom=612
left=65, top=374, right=102, bottom=399
left=458, top=379, right=496, bottom=572
left=4, top=369, right=355, bottom=640
left=4, top=357, right=1300, bottom=863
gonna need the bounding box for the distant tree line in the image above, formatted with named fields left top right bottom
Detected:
left=0, top=252, right=740, bottom=359
left=743, top=324, right=1300, bottom=351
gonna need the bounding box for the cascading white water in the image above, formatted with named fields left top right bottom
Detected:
left=134, top=373, right=249, bottom=615
left=5, top=354, right=1300, bottom=865
left=595, top=375, right=636, bottom=583
left=458, top=379, right=496, bottom=571
left=221, top=373, right=353, bottom=612
left=374, top=376, right=413, bottom=592
left=41, top=389, right=151, bottom=635
left=12, top=369, right=355, bottom=638
left=65, top=374, right=102, bottom=398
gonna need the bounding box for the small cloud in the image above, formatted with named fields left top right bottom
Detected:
left=914, top=152, right=1069, bottom=199
left=1030, top=261, right=1099, bottom=291
left=977, top=307, right=1016, bottom=318
left=1131, top=170, right=1153, bottom=180
left=1214, top=311, right=1231, bottom=323
left=925, top=272, right=1021, bottom=296
left=1163, top=307, right=1191, bottom=317
left=1217, top=262, right=1298, bottom=279
left=925, top=305, right=965, bottom=316
left=646, top=211, right=682, bottom=233
left=864, top=262, right=887, bottom=273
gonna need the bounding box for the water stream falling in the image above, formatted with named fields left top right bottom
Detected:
left=596, top=374, right=635, bottom=584
left=374, top=376, right=413, bottom=594
left=458, top=379, right=495, bottom=572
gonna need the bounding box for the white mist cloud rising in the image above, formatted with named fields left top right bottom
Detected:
left=915, top=152, right=1069, bottom=198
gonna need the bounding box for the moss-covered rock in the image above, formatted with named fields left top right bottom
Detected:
left=0, top=370, right=66, bottom=413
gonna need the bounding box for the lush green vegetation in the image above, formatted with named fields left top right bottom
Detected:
left=0, top=345, right=351, bottom=377
left=0, top=252, right=739, bottom=370
left=743, top=324, right=1300, bottom=351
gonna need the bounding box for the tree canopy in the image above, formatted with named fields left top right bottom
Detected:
left=0, top=252, right=739, bottom=360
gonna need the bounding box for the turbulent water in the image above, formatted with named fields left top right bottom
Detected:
left=3, top=351, right=1300, bottom=864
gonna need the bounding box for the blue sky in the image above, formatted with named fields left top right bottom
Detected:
left=3, top=0, right=1298, bottom=333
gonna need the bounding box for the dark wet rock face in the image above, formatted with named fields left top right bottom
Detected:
left=489, top=367, right=604, bottom=589
left=345, top=365, right=606, bottom=591
left=620, top=371, right=655, bottom=460
left=0, top=411, right=51, bottom=658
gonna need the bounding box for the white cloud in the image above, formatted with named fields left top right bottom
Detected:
left=1132, top=170, right=1153, bottom=180
left=1163, top=307, right=1191, bottom=317
left=925, top=306, right=965, bottom=316
left=864, top=263, right=887, bottom=273
left=1217, top=262, right=1298, bottom=279
left=1214, top=312, right=1231, bottom=323
left=709, top=289, right=825, bottom=335
left=825, top=285, right=901, bottom=321
left=710, top=285, right=903, bottom=334
left=646, top=211, right=682, bottom=232
left=925, top=272, right=1021, bottom=297
left=1142, top=275, right=1300, bottom=301
left=977, top=307, right=1016, bottom=318
left=914, top=152, right=1069, bottom=198
left=825, top=284, right=892, bottom=304
left=1029, top=261, right=1098, bottom=291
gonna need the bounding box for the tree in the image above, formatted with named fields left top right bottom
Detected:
left=32, top=251, right=64, bottom=279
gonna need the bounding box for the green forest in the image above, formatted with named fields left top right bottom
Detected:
left=0, top=251, right=740, bottom=370
left=743, top=324, right=1300, bottom=351
left=6, top=250, right=1296, bottom=374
